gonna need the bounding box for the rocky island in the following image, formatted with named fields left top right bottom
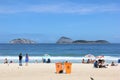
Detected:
left=9, top=38, right=36, bottom=44
left=56, top=36, right=110, bottom=44
left=56, top=36, right=73, bottom=44
left=72, top=40, right=109, bottom=44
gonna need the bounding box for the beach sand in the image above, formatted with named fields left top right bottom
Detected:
left=0, top=63, right=119, bottom=80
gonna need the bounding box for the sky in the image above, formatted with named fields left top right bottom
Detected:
left=0, top=0, right=120, bottom=43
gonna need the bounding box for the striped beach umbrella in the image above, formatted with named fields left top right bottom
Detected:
left=96, top=55, right=104, bottom=59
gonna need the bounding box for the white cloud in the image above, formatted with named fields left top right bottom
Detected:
left=0, top=3, right=120, bottom=14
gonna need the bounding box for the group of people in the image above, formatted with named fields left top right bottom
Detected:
left=94, top=59, right=118, bottom=68
left=4, top=58, right=13, bottom=64
left=82, top=59, right=95, bottom=64
left=42, top=54, right=51, bottom=63
left=4, top=53, right=51, bottom=66
left=94, top=59, right=107, bottom=68
left=81, top=58, right=118, bottom=68
left=42, top=57, right=51, bottom=63
left=19, top=53, right=29, bottom=66
left=3, top=53, right=29, bottom=66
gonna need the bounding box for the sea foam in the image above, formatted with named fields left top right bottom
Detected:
left=0, top=56, right=119, bottom=63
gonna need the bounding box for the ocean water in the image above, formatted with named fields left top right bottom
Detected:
left=0, top=43, right=120, bottom=63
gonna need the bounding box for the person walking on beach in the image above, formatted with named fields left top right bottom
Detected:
left=25, top=53, right=29, bottom=66
left=19, top=53, right=23, bottom=66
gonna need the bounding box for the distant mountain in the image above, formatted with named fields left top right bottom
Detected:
left=56, top=36, right=110, bottom=44
left=56, top=36, right=73, bottom=44
left=9, top=38, right=36, bottom=44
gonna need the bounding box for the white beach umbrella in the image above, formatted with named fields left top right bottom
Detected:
left=85, top=54, right=95, bottom=59
left=43, top=54, right=51, bottom=59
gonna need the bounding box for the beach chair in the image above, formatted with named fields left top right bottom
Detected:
left=55, top=62, right=63, bottom=74
left=64, top=62, right=72, bottom=74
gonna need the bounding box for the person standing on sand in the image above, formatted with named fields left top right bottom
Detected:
left=25, top=53, right=29, bottom=66
left=19, top=53, right=23, bottom=66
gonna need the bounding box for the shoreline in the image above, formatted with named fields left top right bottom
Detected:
left=0, top=56, right=119, bottom=64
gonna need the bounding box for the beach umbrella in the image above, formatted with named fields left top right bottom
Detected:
left=85, top=54, right=95, bottom=59
left=96, top=55, right=104, bottom=59
left=43, top=54, right=51, bottom=59
left=42, top=54, right=51, bottom=63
